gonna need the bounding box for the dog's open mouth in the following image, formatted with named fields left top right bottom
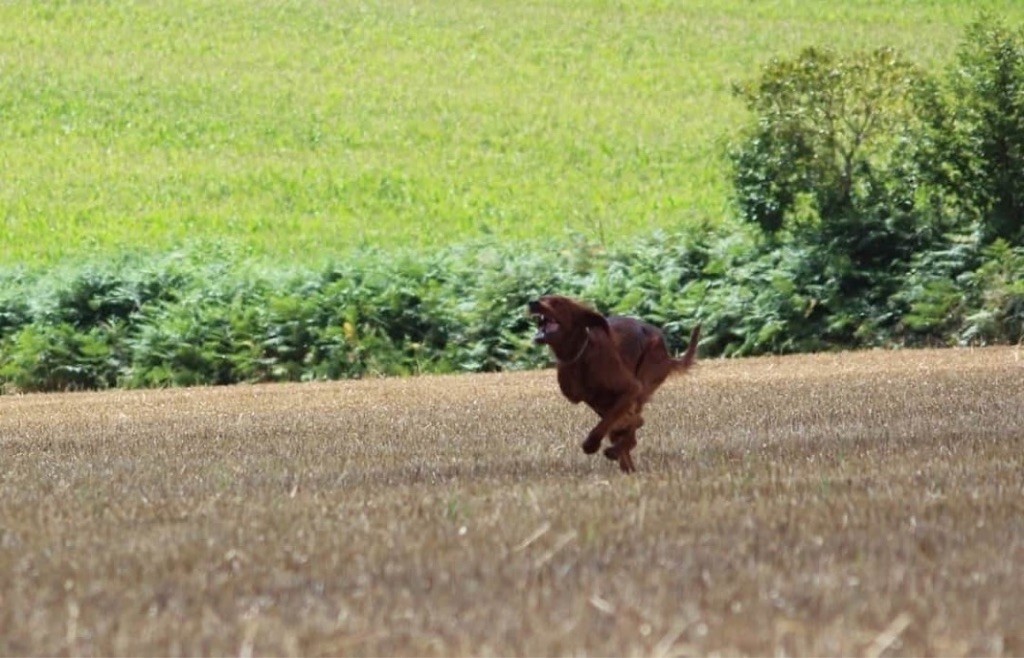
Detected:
left=532, top=312, right=560, bottom=343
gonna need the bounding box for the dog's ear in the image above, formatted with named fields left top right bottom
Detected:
left=582, top=309, right=610, bottom=333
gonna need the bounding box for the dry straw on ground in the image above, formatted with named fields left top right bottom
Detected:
left=1, top=347, right=1022, bottom=656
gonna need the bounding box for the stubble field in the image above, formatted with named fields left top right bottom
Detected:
left=1, top=347, right=1022, bottom=656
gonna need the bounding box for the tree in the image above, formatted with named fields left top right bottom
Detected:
left=731, top=48, right=943, bottom=293
left=948, top=17, right=1024, bottom=245
left=732, top=47, right=926, bottom=230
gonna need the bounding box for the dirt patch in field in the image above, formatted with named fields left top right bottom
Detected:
left=2, top=347, right=1022, bottom=656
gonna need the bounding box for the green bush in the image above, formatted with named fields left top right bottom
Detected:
left=0, top=282, right=32, bottom=339
left=125, top=287, right=264, bottom=388
left=896, top=235, right=1024, bottom=346
left=962, top=240, right=1024, bottom=344
left=0, top=322, right=125, bottom=392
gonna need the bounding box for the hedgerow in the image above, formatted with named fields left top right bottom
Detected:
left=1, top=223, right=1022, bottom=393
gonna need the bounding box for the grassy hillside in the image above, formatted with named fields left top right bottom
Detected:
left=2, top=347, right=1022, bottom=655
left=4, top=1, right=1024, bottom=267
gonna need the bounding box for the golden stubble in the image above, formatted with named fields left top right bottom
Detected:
left=1, top=347, right=1022, bottom=656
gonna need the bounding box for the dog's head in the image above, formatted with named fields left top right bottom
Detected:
left=527, top=296, right=609, bottom=353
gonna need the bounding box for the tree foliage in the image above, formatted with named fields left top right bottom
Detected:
left=732, top=47, right=925, bottom=235
left=949, top=18, right=1024, bottom=244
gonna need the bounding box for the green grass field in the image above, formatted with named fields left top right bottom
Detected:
left=2, top=347, right=1021, bottom=655
left=5, top=1, right=1024, bottom=267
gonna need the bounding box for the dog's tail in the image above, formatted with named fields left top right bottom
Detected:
left=672, top=324, right=701, bottom=372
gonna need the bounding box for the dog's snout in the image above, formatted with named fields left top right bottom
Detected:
left=527, top=300, right=542, bottom=313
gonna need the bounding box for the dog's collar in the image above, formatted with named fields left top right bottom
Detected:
left=559, top=328, right=590, bottom=365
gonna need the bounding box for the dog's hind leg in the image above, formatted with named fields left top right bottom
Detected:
left=603, top=413, right=642, bottom=472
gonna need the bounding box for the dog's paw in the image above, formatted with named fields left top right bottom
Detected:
left=581, top=433, right=603, bottom=454
left=603, top=445, right=620, bottom=461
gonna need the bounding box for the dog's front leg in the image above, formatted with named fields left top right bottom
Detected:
left=603, top=427, right=635, bottom=457
left=617, top=448, right=636, bottom=473
left=581, top=392, right=640, bottom=455
left=581, top=426, right=604, bottom=454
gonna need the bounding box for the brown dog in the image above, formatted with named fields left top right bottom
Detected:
left=528, top=295, right=700, bottom=473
